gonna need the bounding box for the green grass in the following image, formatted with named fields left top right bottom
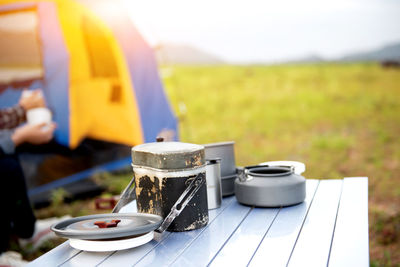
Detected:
left=162, top=63, right=400, bottom=265
left=163, top=63, right=399, bottom=182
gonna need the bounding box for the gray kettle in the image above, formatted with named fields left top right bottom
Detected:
left=235, top=165, right=306, bottom=207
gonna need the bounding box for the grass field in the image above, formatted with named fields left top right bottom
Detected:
left=32, top=63, right=399, bottom=266
left=161, top=63, right=400, bottom=266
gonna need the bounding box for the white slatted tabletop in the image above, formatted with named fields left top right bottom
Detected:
left=28, top=178, right=369, bottom=267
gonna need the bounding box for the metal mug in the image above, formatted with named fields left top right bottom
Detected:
left=206, top=158, right=222, bottom=209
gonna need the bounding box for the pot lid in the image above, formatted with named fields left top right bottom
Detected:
left=131, top=141, right=205, bottom=170
left=203, top=141, right=235, bottom=148
left=51, top=213, right=163, bottom=240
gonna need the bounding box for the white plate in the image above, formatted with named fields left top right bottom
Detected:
left=69, top=231, right=154, bottom=252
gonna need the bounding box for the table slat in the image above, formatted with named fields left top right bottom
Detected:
left=57, top=199, right=143, bottom=267
left=248, top=179, right=319, bottom=267
left=104, top=197, right=235, bottom=267
left=61, top=231, right=172, bottom=267
left=27, top=242, right=80, bottom=267
left=328, top=177, right=369, bottom=267
left=287, top=179, right=343, bottom=267
left=28, top=178, right=369, bottom=267
left=171, top=200, right=252, bottom=266
left=209, top=207, right=279, bottom=267
left=60, top=251, right=113, bottom=267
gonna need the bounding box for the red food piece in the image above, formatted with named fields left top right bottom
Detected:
left=94, top=219, right=121, bottom=228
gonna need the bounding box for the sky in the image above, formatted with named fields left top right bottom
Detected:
left=123, top=0, right=400, bottom=64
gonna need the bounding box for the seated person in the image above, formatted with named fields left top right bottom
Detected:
left=0, top=89, right=65, bottom=260
left=0, top=89, right=45, bottom=130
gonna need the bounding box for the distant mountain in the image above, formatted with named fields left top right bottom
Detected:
left=339, top=42, right=400, bottom=62
left=279, top=42, right=400, bottom=64
left=154, top=44, right=224, bottom=65
left=283, top=54, right=325, bottom=64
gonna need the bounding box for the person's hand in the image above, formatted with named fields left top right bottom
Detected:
left=11, top=122, right=56, bottom=146
left=19, top=89, right=46, bottom=111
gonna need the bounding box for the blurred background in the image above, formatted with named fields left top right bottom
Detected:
left=0, top=0, right=399, bottom=265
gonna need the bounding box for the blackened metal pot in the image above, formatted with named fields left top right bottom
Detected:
left=131, top=141, right=208, bottom=232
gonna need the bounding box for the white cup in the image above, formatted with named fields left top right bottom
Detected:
left=26, top=107, right=52, bottom=126
left=22, top=90, right=43, bottom=99
left=22, top=90, right=33, bottom=98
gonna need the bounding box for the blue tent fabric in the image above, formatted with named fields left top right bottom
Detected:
left=85, top=3, right=178, bottom=142
left=37, top=2, right=70, bottom=146
left=0, top=2, right=70, bottom=146
left=118, top=22, right=178, bottom=142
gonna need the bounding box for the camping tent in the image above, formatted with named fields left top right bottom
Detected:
left=0, top=0, right=178, bottom=148
left=0, top=0, right=178, bottom=204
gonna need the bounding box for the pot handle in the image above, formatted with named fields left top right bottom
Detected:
left=112, top=170, right=206, bottom=233
left=112, top=175, right=136, bottom=213
left=155, top=172, right=206, bottom=233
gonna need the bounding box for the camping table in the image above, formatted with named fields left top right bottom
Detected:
left=28, top=177, right=369, bottom=267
